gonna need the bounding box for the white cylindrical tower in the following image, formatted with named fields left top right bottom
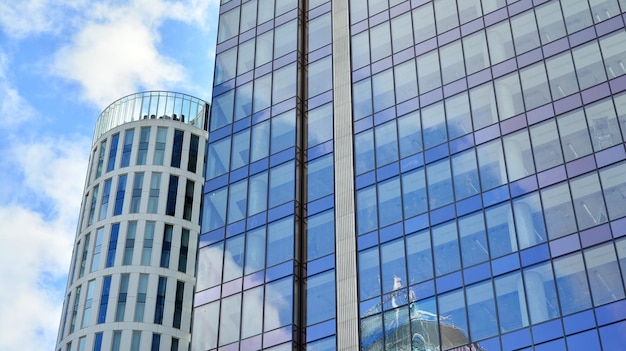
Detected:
left=56, top=91, right=208, bottom=351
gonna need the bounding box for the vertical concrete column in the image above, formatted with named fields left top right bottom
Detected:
left=333, top=0, right=360, bottom=349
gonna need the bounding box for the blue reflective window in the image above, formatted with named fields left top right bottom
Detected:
left=459, top=211, right=489, bottom=267
left=267, top=216, right=294, bottom=267
left=353, top=78, right=373, bottom=120
left=264, top=277, right=294, bottom=331
left=106, top=224, right=119, bottom=268
left=93, top=333, right=103, bottom=351
left=567, top=329, right=601, bottom=351
left=375, top=120, right=398, bottom=167
left=486, top=202, right=518, bottom=258
left=307, top=270, right=336, bottom=325
left=426, top=159, right=453, bottom=209
left=495, top=272, right=528, bottom=332
left=357, top=185, right=378, bottom=235
left=437, top=289, right=468, bottom=350
left=97, top=276, right=111, bottom=324
left=308, top=210, right=335, bottom=261
left=269, top=161, right=294, bottom=208
left=308, top=154, right=334, bottom=202
left=452, top=149, right=480, bottom=201
left=406, top=229, right=433, bottom=285
left=271, top=110, right=296, bottom=154
left=136, top=127, right=150, bottom=165
left=523, top=262, right=559, bottom=323
left=513, top=192, right=547, bottom=249
left=99, top=179, right=112, bottom=220
left=202, top=186, right=228, bottom=232
left=309, top=55, right=332, bottom=98
left=433, top=221, right=461, bottom=276
left=113, top=175, right=126, bottom=216
left=106, top=134, right=119, bottom=172
left=359, top=246, right=381, bottom=300
left=467, top=280, right=498, bottom=340
left=96, top=140, right=107, bottom=179
left=120, top=129, right=134, bottom=167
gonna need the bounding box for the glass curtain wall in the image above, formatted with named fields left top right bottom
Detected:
left=350, top=0, right=626, bottom=350
left=194, top=0, right=338, bottom=350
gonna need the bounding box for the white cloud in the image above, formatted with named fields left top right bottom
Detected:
left=0, top=0, right=75, bottom=38
left=0, top=136, right=89, bottom=350
left=0, top=53, right=38, bottom=129
left=52, top=0, right=217, bottom=108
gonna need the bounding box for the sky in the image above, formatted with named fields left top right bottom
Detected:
left=0, top=1, right=219, bottom=349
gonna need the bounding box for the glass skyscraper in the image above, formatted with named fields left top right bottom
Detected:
left=56, top=92, right=209, bottom=351
left=195, top=0, right=626, bottom=350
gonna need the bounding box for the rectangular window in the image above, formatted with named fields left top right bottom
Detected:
left=171, top=130, right=184, bottom=168
left=77, top=337, right=86, bottom=351
left=88, top=185, right=99, bottom=226
left=99, top=179, right=112, bottom=220
left=151, top=333, right=161, bottom=351
left=153, top=127, right=167, bottom=165
left=154, top=276, right=167, bottom=324
left=106, top=224, right=120, bottom=267
left=148, top=173, right=161, bottom=214
left=113, top=175, right=127, bottom=216
left=166, top=175, right=179, bottom=216
left=79, top=234, right=91, bottom=278
left=96, top=140, right=107, bottom=179
left=136, top=127, right=150, bottom=165
left=71, top=240, right=81, bottom=282
left=171, top=338, right=179, bottom=351
left=115, top=273, right=129, bottom=322
left=188, top=134, right=199, bottom=172
left=69, top=286, right=81, bottom=333
left=123, top=222, right=136, bottom=265
left=160, top=225, right=173, bottom=268
left=178, top=229, right=189, bottom=273
left=134, top=274, right=149, bottom=322
left=183, top=180, right=194, bottom=221
left=59, top=292, right=71, bottom=338
left=131, top=330, right=141, bottom=351
left=82, top=280, right=95, bottom=328
left=130, top=172, right=144, bottom=213
left=111, top=331, right=122, bottom=351
left=107, top=134, right=119, bottom=172
left=141, top=222, right=155, bottom=265
left=121, top=129, right=134, bottom=167
left=97, top=276, right=111, bottom=323
left=173, top=281, right=184, bottom=329
left=91, top=228, right=104, bottom=272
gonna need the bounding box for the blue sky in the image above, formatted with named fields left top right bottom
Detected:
left=0, top=1, right=219, bottom=349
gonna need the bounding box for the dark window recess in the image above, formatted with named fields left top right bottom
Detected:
left=183, top=180, right=194, bottom=221
left=154, top=277, right=167, bottom=324
left=160, top=225, right=173, bottom=268
left=171, top=130, right=184, bottom=168
left=173, top=281, right=184, bottom=329
left=178, top=229, right=189, bottom=273
left=187, top=134, right=199, bottom=173
left=166, top=175, right=179, bottom=216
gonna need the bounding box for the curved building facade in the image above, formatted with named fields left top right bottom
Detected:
left=56, top=91, right=209, bottom=351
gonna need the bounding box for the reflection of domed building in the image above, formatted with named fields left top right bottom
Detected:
left=361, top=278, right=486, bottom=351
left=56, top=92, right=209, bottom=351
